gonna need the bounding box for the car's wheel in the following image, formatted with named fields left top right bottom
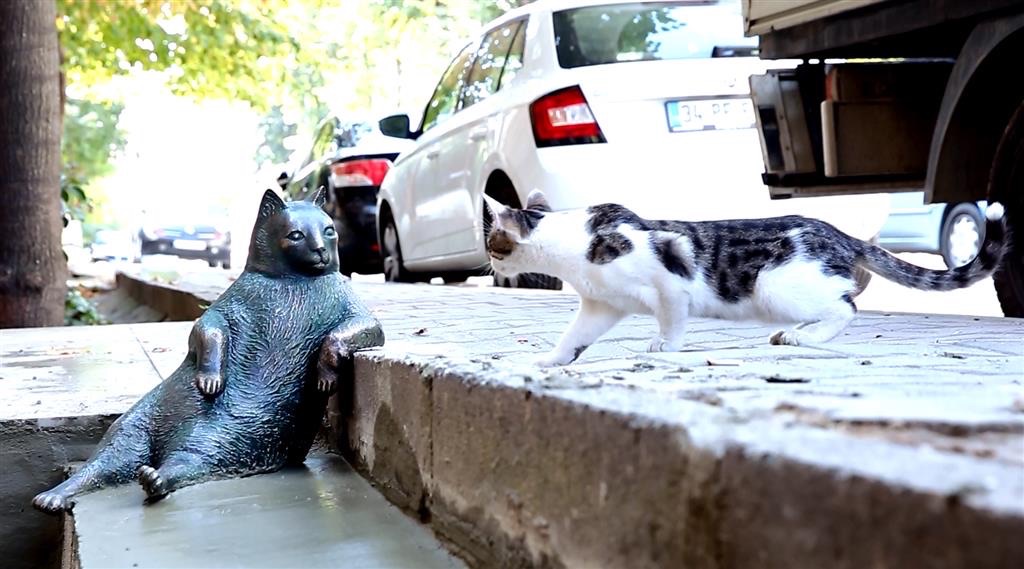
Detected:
left=989, top=102, right=1024, bottom=317
left=221, top=259, right=231, bottom=270
left=208, top=259, right=217, bottom=268
left=939, top=203, right=984, bottom=269
left=493, top=272, right=562, bottom=290
left=381, top=214, right=426, bottom=283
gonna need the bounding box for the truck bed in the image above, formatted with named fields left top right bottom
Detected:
left=744, top=0, right=1023, bottom=59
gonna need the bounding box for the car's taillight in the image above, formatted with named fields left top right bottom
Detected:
left=529, top=86, right=606, bottom=147
left=330, top=159, right=392, bottom=188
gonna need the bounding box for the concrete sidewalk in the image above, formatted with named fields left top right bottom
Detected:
left=3, top=271, right=1023, bottom=568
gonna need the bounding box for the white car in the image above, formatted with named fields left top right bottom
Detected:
left=377, top=0, right=889, bottom=288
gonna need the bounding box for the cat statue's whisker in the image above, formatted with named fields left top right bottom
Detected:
left=482, top=191, right=1008, bottom=367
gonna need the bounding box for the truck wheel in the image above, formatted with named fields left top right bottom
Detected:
left=939, top=203, right=984, bottom=269
left=989, top=102, right=1024, bottom=317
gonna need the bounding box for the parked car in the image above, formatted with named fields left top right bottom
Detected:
left=139, top=219, right=232, bottom=268
left=376, top=0, right=890, bottom=288
left=280, top=115, right=413, bottom=275
left=90, top=229, right=141, bottom=263
left=879, top=192, right=988, bottom=269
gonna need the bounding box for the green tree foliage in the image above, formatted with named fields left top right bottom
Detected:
left=57, top=0, right=300, bottom=110
left=63, top=98, right=125, bottom=183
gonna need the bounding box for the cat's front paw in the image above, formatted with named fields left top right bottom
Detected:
left=194, top=371, right=223, bottom=397
left=32, top=490, right=72, bottom=513
left=533, top=351, right=574, bottom=367
left=769, top=330, right=802, bottom=346
left=647, top=337, right=682, bottom=353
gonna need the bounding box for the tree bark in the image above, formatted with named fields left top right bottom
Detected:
left=0, top=0, right=66, bottom=328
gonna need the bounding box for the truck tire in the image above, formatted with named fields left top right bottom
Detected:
left=989, top=101, right=1024, bottom=317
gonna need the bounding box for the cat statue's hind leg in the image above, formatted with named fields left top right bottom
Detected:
left=32, top=421, right=150, bottom=513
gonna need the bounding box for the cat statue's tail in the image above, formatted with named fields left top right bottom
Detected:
left=857, top=202, right=1007, bottom=291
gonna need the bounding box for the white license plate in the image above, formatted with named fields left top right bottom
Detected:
left=173, top=239, right=207, bottom=251
left=666, top=98, right=755, bottom=132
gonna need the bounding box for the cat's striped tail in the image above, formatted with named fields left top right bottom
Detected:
left=857, top=202, right=1008, bottom=291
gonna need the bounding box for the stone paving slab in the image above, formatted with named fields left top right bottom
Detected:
left=69, top=454, right=463, bottom=569
left=4, top=271, right=1024, bottom=568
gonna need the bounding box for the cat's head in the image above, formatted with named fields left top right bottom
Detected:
left=246, top=187, right=340, bottom=277
left=484, top=190, right=551, bottom=276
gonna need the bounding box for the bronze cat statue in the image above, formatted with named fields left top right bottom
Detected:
left=33, top=188, right=384, bottom=513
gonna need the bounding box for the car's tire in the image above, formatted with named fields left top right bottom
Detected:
left=989, top=102, right=1024, bottom=317
left=221, top=260, right=231, bottom=270
left=208, top=259, right=217, bottom=268
left=939, top=203, right=985, bottom=269
left=380, top=214, right=427, bottom=283
left=493, top=272, right=563, bottom=290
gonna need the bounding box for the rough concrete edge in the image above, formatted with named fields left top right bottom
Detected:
left=339, top=353, right=1024, bottom=569
left=0, top=415, right=120, bottom=569
left=115, top=272, right=206, bottom=321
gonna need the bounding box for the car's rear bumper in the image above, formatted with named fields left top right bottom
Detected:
left=141, top=239, right=230, bottom=261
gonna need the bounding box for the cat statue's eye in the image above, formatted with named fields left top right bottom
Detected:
left=287, top=231, right=304, bottom=241
left=324, top=226, right=336, bottom=237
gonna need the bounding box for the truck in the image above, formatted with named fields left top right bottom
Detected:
left=742, top=0, right=1024, bottom=316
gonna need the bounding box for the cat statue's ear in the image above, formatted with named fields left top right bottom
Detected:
left=310, top=185, right=327, bottom=208
left=525, top=190, right=551, bottom=212
left=259, top=189, right=287, bottom=220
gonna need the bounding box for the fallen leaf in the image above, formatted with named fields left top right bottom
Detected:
left=707, top=358, right=742, bottom=366
left=412, top=328, right=427, bottom=336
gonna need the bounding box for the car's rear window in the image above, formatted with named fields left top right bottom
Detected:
left=553, top=1, right=757, bottom=69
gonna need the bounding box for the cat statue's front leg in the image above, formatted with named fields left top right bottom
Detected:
left=317, top=314, right=385, bottom=393
left=536, top=298, right=625, bottom=366
left=190, top=312, right=228, bottom=397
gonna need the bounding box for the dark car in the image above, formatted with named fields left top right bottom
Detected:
left=139, top=221, right=232, bottom=268
left=280, top=115, right=411, bottom=275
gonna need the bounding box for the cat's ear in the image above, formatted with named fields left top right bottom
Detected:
left=483, top=194, right=507, bottom=218
left=259, top=189, right=286, bottom=220
left=310, top=185, right=327, bottom=208
left=525, top=189, right=551, bottom=212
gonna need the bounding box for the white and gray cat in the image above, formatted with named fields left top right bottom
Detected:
left=484, top=191, right=1007, bottom=367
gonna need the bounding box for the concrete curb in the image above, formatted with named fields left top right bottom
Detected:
left=113, top=272, right=1024, bottom=568
left=340, top=354, right=1023, bottom=569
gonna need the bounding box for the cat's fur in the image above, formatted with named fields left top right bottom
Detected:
left=33, top=189, right=384, bottom=513
left=485, top=191, right=1007, bottom=366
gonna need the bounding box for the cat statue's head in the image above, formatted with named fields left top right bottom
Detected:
left=483, top=190, right=551, bottom=277
left=246, top=188, right=340, bottom=277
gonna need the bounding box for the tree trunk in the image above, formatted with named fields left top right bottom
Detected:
left=0, top=0, right=66, bottom=328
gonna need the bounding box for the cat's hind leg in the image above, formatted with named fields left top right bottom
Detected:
left=649, top=291, right=691, bottom=352
left=770, top=296, right=856, bottom=346
left=138, top=451, right=217, bottom=503
left=536, top=297, right=625, bottom=366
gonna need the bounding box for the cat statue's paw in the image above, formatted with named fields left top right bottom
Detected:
left=32, top=490, right=72, bottom=513
left=317, top=368, right=337, bottom=394
left=194, top=371, right=223, bottom=397
left=138, top=465, right=168, bottom=500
